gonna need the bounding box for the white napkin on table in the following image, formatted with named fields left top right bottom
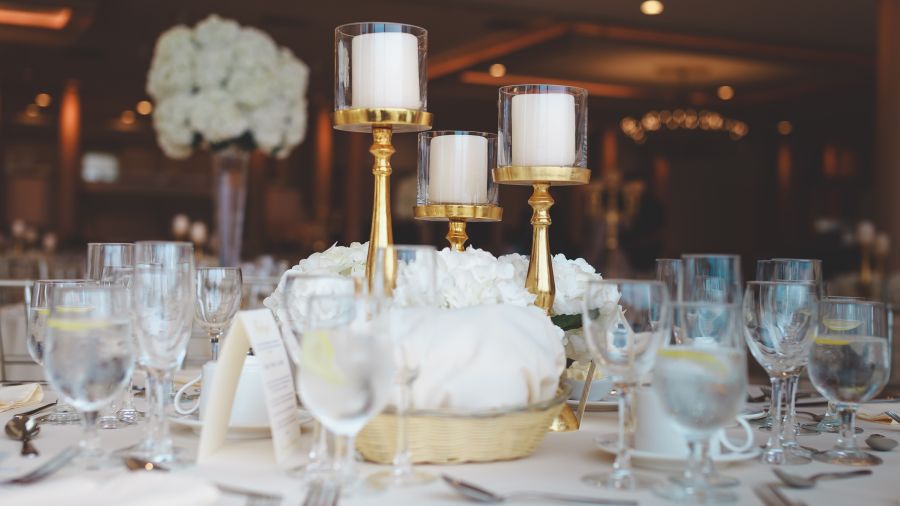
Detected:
left=0, top=383, right=43, bottom=413
left=391, top=304, right=565, bottom=411
left=858, top=401, right=900, bottom=425
left=0, top=473, right=221, bottom=505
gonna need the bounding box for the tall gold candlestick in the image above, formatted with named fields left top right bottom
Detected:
left=414, top=204, right=502, bottom=251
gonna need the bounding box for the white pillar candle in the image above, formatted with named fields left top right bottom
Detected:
left=511, top=93, right=576, bottom=166
left=351, top=32, right=420, bottom=109
left=427, top=135, right=488, bottom=204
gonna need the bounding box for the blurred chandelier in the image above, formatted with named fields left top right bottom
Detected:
left=621, top=109, right=748, bottom=144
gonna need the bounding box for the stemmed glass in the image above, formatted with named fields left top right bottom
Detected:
left=743, top=281, right=818, bottom=465
left=368, top=245, right=438, bottom=488
left=581, top=280, right=671, bottom=491
left=656, top=259, right=682, bottom=303
left=653, top=302, right=747, bottom=504
left=809, top=298, right=891, bottom=466
left=195, top=267, right=243, bottom=360
left=280, top=273, right=356, bottom=476
left=131, top=241, right=194, bottom=464
left=27, top=279, right=96, bottom=425
left=86, top=243, right=136, bottom=428
left=43, top=285, right=136, bottom=468
left=299, top=293, right=396, bottom=494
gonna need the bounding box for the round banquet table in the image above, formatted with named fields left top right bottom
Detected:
left=0, top=391, right=898, bottom=506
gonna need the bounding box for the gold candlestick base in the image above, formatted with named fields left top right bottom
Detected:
left=333, top=108, right=432, bottom=288
left=414, top=204, right=503, bottom=251
left=493, top=166, right=591, bottom=313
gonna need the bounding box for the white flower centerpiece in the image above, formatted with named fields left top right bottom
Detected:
left=146, top=14, right=310, bottom=266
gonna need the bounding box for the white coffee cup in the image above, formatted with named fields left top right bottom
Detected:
left=174, top=356, right=269, bottom=427
left=635, top=385, right=753, bottom=457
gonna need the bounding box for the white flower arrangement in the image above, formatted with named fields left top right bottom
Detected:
left=147, top=15, right=309, bottom=159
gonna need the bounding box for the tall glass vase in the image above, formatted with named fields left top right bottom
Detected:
left=212, top=146, right=250, bottom=267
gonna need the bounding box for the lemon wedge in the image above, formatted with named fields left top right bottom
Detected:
left=815, top=337, right=852, bottom=346
left=657, top=348, right=728, bottom=375
left=821, top=318, right=862, bottom=332
left=46, top=318, right=111, bottom=332
left=300, top=330, right=345, bottom=384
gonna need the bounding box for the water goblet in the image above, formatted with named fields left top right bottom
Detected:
left=809, top=298, right=891, bottom=466
left=653, top=302, right=748, bottom=504
left=581, top=279, right=671, bottom=491
left=299, top=293, right=396, bottom=495
left=656, top=258, right=682, bottom=303
left=131, top=241, right=194, bottom=464
left=368, top=244, right=438, bottom=488
left=43, top=285, right=135, bottom=469
left=681, top=254, right=742, bottom=305
left=28, top=279, right=96, bottom=425
left=195, top=267, right=243, bottom=360
left=743, top=281, right=818, bottom=465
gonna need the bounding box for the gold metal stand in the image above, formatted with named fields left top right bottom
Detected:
left=334, top=108, right=432, bottom=287
left=493, top=166, right=590, bottom=313
left=413, top=204, right=502, bottom=251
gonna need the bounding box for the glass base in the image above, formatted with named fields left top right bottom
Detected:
left=673, top=473, right=739, bottom=489
left=99, top=415, right=121, bottom=430
left=582, top=471, right=657, bottom=491
left=761, top=447, right=811, bottom=466
left=654, top=481, right=739, bottom=504
left=812, top=422, right=863, bottom=434
left=116, top=408, right=145, bottom=424
left=367, top=468, right=436, bottom=488
left=45, top=406, right=81, bottom=425
left=812, top=448, right=883, bottom=466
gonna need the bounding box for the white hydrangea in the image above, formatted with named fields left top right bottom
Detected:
left=551, top=254, right=604, bottom=315
left=146, top=14, right=308, bottom=159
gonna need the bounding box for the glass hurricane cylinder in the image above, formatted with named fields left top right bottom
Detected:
left=212, top=146, right=249, bottom=268
left=334, top=22, right=428, bottom=114
left=417, top=131, right=497, bottom=206
left=498, top=84, right=587, bottom=169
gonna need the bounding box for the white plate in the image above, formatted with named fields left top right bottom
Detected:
left=566, top=399, right=618, bottom=412
left=169, top=409, right=314, bottom=440
left=594, top=434, right=760, bottom=471
left=740, top=408, right=768, bottom=421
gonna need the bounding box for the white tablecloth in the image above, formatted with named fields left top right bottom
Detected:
left=0, top=394, right=898, bottom=505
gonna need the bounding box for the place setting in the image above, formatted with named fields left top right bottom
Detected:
left=0, top=4, right=900, bottom=506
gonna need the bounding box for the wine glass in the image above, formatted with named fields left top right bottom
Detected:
left=653, top=302, right=747, bottom=504
left=131, top=241, right=194, bottom=464
left=681, top=254, right=742, bottom=304
left=581, top=279, right=671, bottom=491
left=809, top=298, right=891, bottom=466
left=299, top=293, right=395, bottom=495
left=43, top=285, right=135, bottom=469
left=656, top=259, right=682, bottom=303
left=368, top=245, right=438, bottom=488
left=743, top=281, right=818, bottom=465
left=86, top=243, right=136, bottom=428
left=280, top=273, right=356, bottom=476
left=28, top=279, right=96, bottom=425
left=194, top=267, right=243, bottom=360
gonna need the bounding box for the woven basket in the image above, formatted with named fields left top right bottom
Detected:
left=357, top=383, right=571, bottom=464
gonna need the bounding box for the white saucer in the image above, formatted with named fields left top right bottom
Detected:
left=169, top=409, right=314, bottom=440
left=594, top=434, right=760, bottom=471
left=566, top=399, right=618, bottom=412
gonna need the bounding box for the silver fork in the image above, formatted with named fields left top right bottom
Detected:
left=0, top=446, right=80, bottom=485
left=885, top=410, right=900, bottom=424
left=302, top=480, right=340, bottom=506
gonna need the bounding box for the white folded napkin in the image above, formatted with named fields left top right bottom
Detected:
left=0, top=383, right=43, bottom=413
left=858, top=401, right=900, bottom=425
left=0, top=473, right=220, bottom=506
left=391, top=304, right=565, bottom=411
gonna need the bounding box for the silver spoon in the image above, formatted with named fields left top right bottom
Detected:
left=5, top=416, right=40, bottom=457
left=124, top=456, right=169, bottom=472
left=865, top=434, right=898, bottom=451
left=441, top=475, right=638, bottom=505
left=773, top=468, right=872, bottom=489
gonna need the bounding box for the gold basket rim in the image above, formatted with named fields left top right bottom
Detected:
left=381, top=382, right=572, bottom=419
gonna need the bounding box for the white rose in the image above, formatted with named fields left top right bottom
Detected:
left=552, top=254, right=603, bottom=315
left=227, top=64, right=279, bottom=108
left=194, top=47, right=234, bottom=90
left=152, top=94, right=195, bottom=159
left=193, top=15, right=240, bottom=48
left=249, top=98, right=288, bottom=154
left=153, top=25, right=194, bottom=60
left=147, top=54, right=194, bottom=100
left=189, top=89, right=248, bottom=144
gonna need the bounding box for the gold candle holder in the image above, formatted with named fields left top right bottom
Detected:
left=334, top=108, right=432, bottom=286
left=414, top=204, right=502, bottom=251
left=493, top=166, right=590, bottom=312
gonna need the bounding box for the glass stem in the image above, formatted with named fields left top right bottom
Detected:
left=684, top=437, right=711, bottom=491
left=392, top=377, right=413, bottom=477
left=613, top=382, right=635, bottom=476
left=334, top=433, right=357, bottom=483
left=81, top=410, right=101, bottom=454
left=836, top=406, right=859, bottom=452
left=768, top=377, right=785, bottom=454
left=209, top=331, right=222, bottom=361
left=783, top=374, right=800, bottom=446
left=147, top=367, right=174, bottom=459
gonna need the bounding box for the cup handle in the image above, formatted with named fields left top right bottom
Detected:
left=173, top=374, right=203, bottom=415
left=719, top=415, right=755, bottom=453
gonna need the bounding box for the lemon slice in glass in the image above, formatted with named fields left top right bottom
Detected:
left=46, top=318, right=111, bottom=332
left=657, top=348, right=728, bottom=376
left=300, top=330, right=345, bottom=384
left=814, top=336, right=852, bottom=346
left=821, top=318, right=862, bottom=332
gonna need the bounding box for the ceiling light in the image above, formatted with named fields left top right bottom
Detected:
left=0, top=5, right=72, bottom=30
left=777, top=120, right=793, bottom=135
left=120, top=110, right=135, bottom=125
left=136, top=100, right=153, bottom=115
left=640, top=0, right=664, bottom=16
left=717, top=85, right=734, bottom=101
left=35, top=93, right=51, bottom=107
left=488, top=63, right=506, bottom=78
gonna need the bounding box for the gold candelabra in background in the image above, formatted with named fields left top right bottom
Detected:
left=584, top=171, right=645, bottom=277
left=334, top=108, right=433, bottom=287
left=413, top=204, right=502, bottom=251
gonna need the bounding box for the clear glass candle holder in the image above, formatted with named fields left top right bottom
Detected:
left=497, top=84, right=588, bottom=168
left=417, top=131, right=498, bottom=206
left=334, top=22, right=428, bottom=112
